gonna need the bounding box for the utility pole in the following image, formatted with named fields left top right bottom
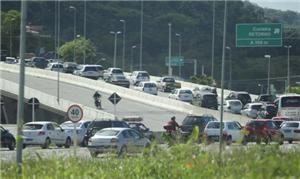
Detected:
left=69, top=6, right=76, bottom=62
left=120, top=20, right=126, bottom=70
left=139, top=0, right=143, bottom=70
left=130, top=45, right=136, bottom=72
left=83, top=0, right=87, bottom=64
left=168, top=23, right=172, bottom=76
left=110, top=31, right=122, bottom=67
left=264, top=55, right=271, bottom=94
left=10, top=18, right=15, bottom=57
left=211, top=0, right=216, bottom=78
left=284, top=45, right=292, bottom=92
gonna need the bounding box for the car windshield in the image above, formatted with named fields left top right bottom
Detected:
left=251, top=105, right=262, bottom=110
left=207, top=122, right=224, bottom=129
left=281, top=96, right=300, bottom=107
left=144, top=83, right=156, bottom=88
left=162, top=78, right=175, bottom=82
left=23, top=124, right=43, bottom=130
left=96, top=130, right=120, bottom=136
left=180, top=90, right=192, bottom=94
left=138, top=73, right=149, bottom=78
left=61, top=122, right=82, bottom=128
left=84, top=66, right=97, bottom=72
left=238, top=93, right=251, bottom=102
left=112, top=69, right=123, bottom=74
left=182, top=116, right=214, bottom=125
left=229, top=101, right=241, bottom=106
left=284, top=122, right=299, bottom=128
left=260, top=95, right=274, bottom=102
left=203, top=94, right=217, bottom=101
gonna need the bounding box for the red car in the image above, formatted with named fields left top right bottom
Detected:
left=244, top=119, right=284, bottom=145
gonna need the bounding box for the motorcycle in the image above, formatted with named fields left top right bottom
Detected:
left=94, top=97, right=102, bottom=109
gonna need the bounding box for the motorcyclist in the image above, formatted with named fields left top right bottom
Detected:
left=93, top=91, right=102, bottom=109
left=93, top=91, right=101, bottom=100
left=164, top=116, right=181, bottom=133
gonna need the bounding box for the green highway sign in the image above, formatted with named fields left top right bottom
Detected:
left=236, top=23, right=282, bottom=47
left=165, top=56, right=184, bottom=66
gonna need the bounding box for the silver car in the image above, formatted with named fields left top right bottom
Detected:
left=87, top=128, right=150, bottom=157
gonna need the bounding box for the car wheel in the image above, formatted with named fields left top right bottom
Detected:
left=42, top=138, right=51, bottom=149
left=8, top=140, right=16, bottom=150
left=242, top=136, right=248, bottom=145
left=23, top=144, right=26, bottom=149
left=288, top=140, right=293, bottom=144
left=118, top=145, right=127, bottom=157
left=226, top=136, right=232, bottom=146
left=64, top=137, right=71, bottom=148
left=264, top=135, right=271, bottom=145
left=90, top=151, right=98, bottom=158
left=56, top=144, right=63, bottom=148
left=278, top=135, right=284, bottom=145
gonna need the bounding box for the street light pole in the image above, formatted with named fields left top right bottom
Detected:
left=168, top=23, right=172, bottom=76
left=110, top=31, right=121, bottom=67
left=130, top=45, right=136, bottom=72
left=226, top=46, right=232, bottom=90
left=10, top=18, right=15, bottom=57
left=83, top=0, right=87, bottom=64
left=176, top=33, right=182, bottom=77
left=264, top=54, right=271, bottom=94
left=139, top=0, right=143, bottom=70
left=284, top=45, right=292, bottom=93
left=120, top=20, right=126, bottom=70
left=211, top=0, right=215, bottom=78
left=69, top=6, right=76, bottom=62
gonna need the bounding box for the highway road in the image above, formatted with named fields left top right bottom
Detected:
left=1, top=70, right=187, bottom=131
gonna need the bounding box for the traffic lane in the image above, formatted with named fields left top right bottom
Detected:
left=1, top=71, right=187, bottom=131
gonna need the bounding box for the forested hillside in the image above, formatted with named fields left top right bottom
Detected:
left=1, top=1, right=299, bottom=93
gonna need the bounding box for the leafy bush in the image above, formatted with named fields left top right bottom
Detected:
left=1, top=144, right=300, bottom=179
left=189, top=75, right=216, bottom=86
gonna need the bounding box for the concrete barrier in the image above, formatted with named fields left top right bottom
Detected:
left=0, top=78, right=114, bottom=120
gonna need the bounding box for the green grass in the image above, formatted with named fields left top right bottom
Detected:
left=1, top=144, right=300, bottom=179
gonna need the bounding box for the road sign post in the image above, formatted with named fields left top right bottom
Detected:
left=236, top=23, right=282, bottom=47
left=165, top=56, right=184, bottom=67
left=28, top=98, right=39, bottom=122
left=67, top=104, right=83, bottom=156
left=108, top=92, right=121, bottom=119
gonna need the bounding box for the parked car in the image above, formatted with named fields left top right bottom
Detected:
left=45, top=62, right=64, bottom=72
left=134, top=81, right=158, bottom=95
left=241, top=102, right=263, bottom=118
left=29, top=57, right=48, bottom=69
left=129, top=71, right=150, bottom=85
left=156, top=76, right=181, bottom=92
left=225, top=91, right=252, bottom=106
left=0, top=126, right=16, bottom=150
left=87, top=128, right=150, bottom=157
left=106, top=74, right=130, bottom=88
left=257, top=103, right=277, bottom=119
left=73, top=65, right=102, bottom=79
left=180, top=115, right=217, bottom=141
left=168, top=88, right=193, bottom=103
left=223, top=100, right=243, bottom=114
left=122, top=116, right=155, bottom=141
left=204, top=121, right=244, bottom=145
left=280, top=121, right=300, bottom=144
left=22, top=121, right=72, bottom=149
left=83, top=120, right=129, bottom=146
left=5, top=57, right=18, bottom=64
left=243, top=119, right=284, bottom=144
left=60, top=120, right=92, bottom=146
left=255, top=94, right=276, bottom=103
left=103, top=68, right=124, bottom=81
left=63, top=62, right=77, bottom=73
left=192, top=92, right=218, bottom=110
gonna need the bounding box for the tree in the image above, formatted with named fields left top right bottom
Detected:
left=189, top=75, right=216, bottom=86
left=58, top=38, right=96, bottom=64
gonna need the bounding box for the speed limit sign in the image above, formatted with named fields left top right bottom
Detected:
left=67, top=104, right=83, bottom=123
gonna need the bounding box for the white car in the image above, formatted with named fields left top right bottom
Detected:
left=223, top=100, right=243, bottom=114
left=103, top=67, right=124, bottom=81
left=280, top=121, right=300, bottom=144
left=22, top=121, right=72, bottom=149
left=45, top=62, right=64, bottom=72
left=129, top=71, right=150, bottom=85
left=134, top=81, right=158, bottom=95
left=73, top=65, right=102, bottom=79
left=60, top=120, right=92, bottom=146
left=204, top=121, right=244, bottom=145
left=241, top=102, right=263, bottom=118
left=168, top=88, right=193, bottom=103
left=87, top=128, right=150, bottom=157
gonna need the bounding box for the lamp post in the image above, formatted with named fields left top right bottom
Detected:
left=130, top=45, right=136, bottom=72
left=226, top=46, right=232, bottom=90
left=120, top=20, right=126, bottom=70
left=10, top=18, right=15, bottom=57
left=211, top=0, right=215, bottom=78
left=69, top=6, right=77, bottom=62
left=284, top=45, right=292, bottom=93
left=168, top=23, right=172, bottom=76
left=175, top=33, right=182, bottom=77
left=139, top=0, right=143, bottom=70
left=264, top=54, right=271, bottom=94
left=258, top=84, right=264, bottom=94
left=83, top=0, right=87, bottom=64
left=110, top=31, right=121, bottom=67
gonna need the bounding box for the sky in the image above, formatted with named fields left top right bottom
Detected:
left=248, top=0, right=300, bottom=13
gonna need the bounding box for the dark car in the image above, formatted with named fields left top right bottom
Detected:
left=225, top=91, right=252, bottom=106
left=180, top=115, right=217, bottom=141
left=29, top=57, right=48, bottom=69
left=106, top=74, right=130, bottom=88
left=63, top=62, right=77, bottom=73
left=255, top=94, right=276, bottom=103
left=192, top=92, right=218, bottom=110
left=0, top=126, right=16, bottom=150
left=83, top=120, right=129, bottom=146
left=244, top=119, right=284, bottom=144
left=257, top=103, right=277, bottom=119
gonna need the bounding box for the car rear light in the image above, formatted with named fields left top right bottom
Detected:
left=38, top=131, right=45, bottom=135
left=294, top=129, right=300, bottom=133
left=111, top=138, right=118, bottom=144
